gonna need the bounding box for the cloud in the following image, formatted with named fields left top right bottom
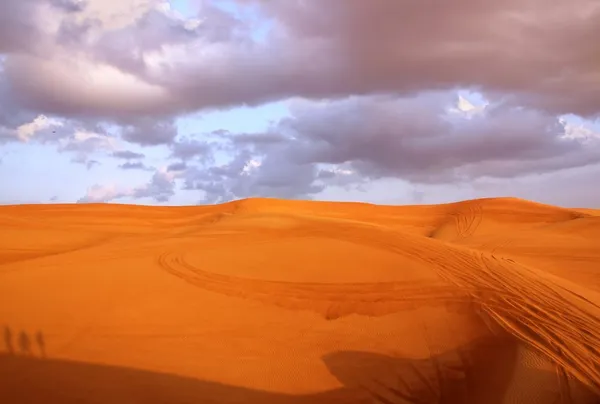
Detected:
left=50, top=0, right=86, bottom=13
left=0, top=0, right=242, bottom=120
left=78, top=165, right=182, bottom=203
left=2, top=0, right=598, bottom=125
left=182, top=143, right=323, bottom=203
left=3, top=0, right=600, bottom=206
left=14, top=115, right=64, bottom=142
left=0, top=108, right=117, bottom=148
left=170, top=137, right=214, bottom=160
left=161, top=0, right=600, bottom=116
left=179, top=92, right=600, bottom=202
left=253, top=0, right=600, bottom=116
left=561, top=119, right=600, bottom=143
left=70, top=154, right=102, bottom=170
left=77, top=183, right=125, bottom=203
left=118, top=161, right=153, bottom=171
left=60, top=129, right=116, bottom=153
left=131, top=169, right=178, bottom=202
left=284, top=93, right=600, bottom=181
left=85, top=159, right=101, bottom=170
left=120, top=118, right=178, bottom=145
left=112, top=150, right=145, bottom=159
left=0, top=0, right=46, bottom=54
left=167, top=161, right=186, bottom=171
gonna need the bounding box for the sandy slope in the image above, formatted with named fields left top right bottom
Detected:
left=0, top=197, right=599, bottom=403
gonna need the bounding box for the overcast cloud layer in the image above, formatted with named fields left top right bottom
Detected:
left=1, top=0, right=599, bottom=206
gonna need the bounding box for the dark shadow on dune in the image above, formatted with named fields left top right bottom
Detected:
left=322, top=335, right=600, bottom=404
left=0, top=334, right=598, bottom=404
left=3, top=328, right=46, bottom=359
left=17, top=331, right=32, bottom=356
left=0, top=353, right=368, bottom=404
left=3, top=326, right=14, bottom=355
left=323, top=336, right=514, bottom=404
left=35, top=331, right=45, bottom=358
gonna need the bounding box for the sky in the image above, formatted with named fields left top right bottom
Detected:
left=1, top=0, right=599, bottom=207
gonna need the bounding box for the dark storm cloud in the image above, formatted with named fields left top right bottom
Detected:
left=3, top=0, right=600, bottom=206
left=0, top=0, right=249, bottom=122
left=55, top=17, right=100, bottom=47
left=180, top=93, right=600, bottom=202
left=273, top=94, right=599, bottom=183
left=3, top=0, right=599, bottom=124
left=0, top=0, right=84, bottom=53
left=162, top=0, right=600, bottom=116
left=0, top=0, right=42, bottom=54
left=93, top=7, right=202, bottom=74
left=0, top=61, right=39, bottom=133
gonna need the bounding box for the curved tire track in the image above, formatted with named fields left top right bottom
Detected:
left=159, top=216, right=600, bottom=391
left=157, top=250, right=468, bottom=319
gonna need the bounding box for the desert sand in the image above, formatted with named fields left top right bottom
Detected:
left=0, top=196, right=599, bottom=403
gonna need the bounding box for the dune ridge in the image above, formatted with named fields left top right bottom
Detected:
left=1, top=197, right=599, bottom=402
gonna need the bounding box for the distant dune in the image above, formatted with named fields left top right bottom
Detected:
left=1, top=197, right=599, bottom=403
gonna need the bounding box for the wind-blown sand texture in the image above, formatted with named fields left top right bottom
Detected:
left=1, top=197, right=599, bottom=403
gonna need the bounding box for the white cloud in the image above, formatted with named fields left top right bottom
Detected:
left=241, top=158, right=262, bottom=175
left=447, top=94, right=488, bottom=120
left=560, top=118, right=600, bottom=143
left=16, top=115, right=64, bottom=142
left=78, top=183, right=131, bottom=203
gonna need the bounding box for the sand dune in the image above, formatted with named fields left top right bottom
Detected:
left=1, top=197, right=599, bottom=403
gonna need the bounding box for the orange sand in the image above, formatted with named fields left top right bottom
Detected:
left=0, top=197, right=599, bottom=403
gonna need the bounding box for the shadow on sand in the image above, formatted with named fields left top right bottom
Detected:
left=323, top=335, right=599, bottom=404
left=3, top=326, right=45, bottom=358
left=0, top=330, right=598, bottom=404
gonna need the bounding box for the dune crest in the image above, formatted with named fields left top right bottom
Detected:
left=1, top=197, right=599, bottom=402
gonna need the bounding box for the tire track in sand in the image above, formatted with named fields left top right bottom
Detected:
left=158, top=215, right=600, bottom=391
left=215, top=217, right=600, bottom=392
left=157, top=250, right=468, bottom=319
left=434, top=252, right=600, bottom=394
left=452, top=201, right=483, bottom=239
